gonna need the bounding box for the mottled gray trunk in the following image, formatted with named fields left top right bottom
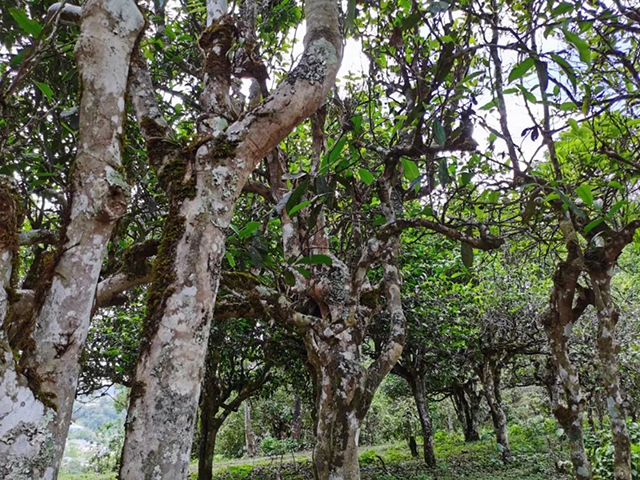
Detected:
left=244, top=400, right=256, bottom=457
left=545, top=313, right=592, bottom=480
left=291, top=395, right=303, bottom=441
left=307, top=333, right=364, bottom=480
left=590, top=271, right=632, bottom=480
left=412, top=379, right=436, bottom=466
left=119, top=0, right=341, bottom=475
left=479, top=360, right=512, bottom=463
left=0, top=2, right=143, bottom=478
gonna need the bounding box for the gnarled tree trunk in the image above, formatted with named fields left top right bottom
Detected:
left=589, top=269, right=632, bottom=480
left=478, top=358, right=512, bottom=463
left=544, top=259, right=593, bottom=480
left=0, top=3, right=143, bottom=478
left=413, top=379, right=436, bottom=467
left=119, top=0, right=342, bottom=477
left=306, top=331, right=365, bottom=480
left=452, top=381, right=481, bottom=442
left=291, top=395, right=303, bottom=441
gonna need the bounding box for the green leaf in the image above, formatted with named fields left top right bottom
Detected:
left=284, top=270, right=296, bottom=286
left=9, top=8, right=42, bottom=37
left=438, top=158, right=451, bottom=186
left=517, top=84, right=536, bottom=103
left=508, top=57, right=535, bottom=83
left=34, top=82, right=53, bottom=101
left=285, top=179, right=309, bottom=214
left=563, top=28, right=591, bottom=65
left=480, top=99, right=496, bottom=110
left=239, top=221, right=261, bottom=239
left=460, top=172, right=473, bottom=186
left=373, top=215, right=386, bottom=226
left=608, top=199, right=628, bottom=219
left=461, top=243, right=474, bottom=268
left=9, top=49, right=26, bottom=67
left=346, top=0, right=357, bottom=33
left=608, top=180, right=623, bottom=191
left=225, top=251, right=236, bottom=268
left=576, top=184, right=593, bottom=206
left=401, top=158, right=420, bottom=182
left=294, top=266, right=311, bottom=278
left=544, top=192, right=560, bottom=203
left=550, top=54, right=577, bottom=90
left=558, top=191, right=587, bottom=219
left=433, top=119, right=446, bottom=146
left=535, top=60, right=549, bottom=92
left=328, top=137, right=347, bottom=165
left=401, top=12, right=421, bottom=31
left=551, top=2, right=574, bottom=15
left=584, top=218, right=605, bottom=234
left=568, top=118, right=579, bottom=133
left=351, top=114, right=363, bottom=134
left=288, top=200, right=311, bottom=216
left=299, top=254, right=333, bottom=266
left=358, top=168, right=375, bottom=185
left=559, top=102, right=578, bottom=111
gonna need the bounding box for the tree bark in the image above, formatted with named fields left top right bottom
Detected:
left=452, top=383, right=481, bottom=442
left=119, top=0, right=341, bottom=476
left=198, top=408, right=223, bottom=480
left=244, top=400, right=256, bottom=457
left=544, top=260, right=593, bottom=480
left=478, top=359, right=513, bottom=463
left=291, top=395, right=302, bottom=441
left=589, top=270, right=632, bottom=480
left=0, top=2, right=143, bottom=478
left=307, top=331, right=365, bottom=480
left=413, top=379, right=436, bottom=467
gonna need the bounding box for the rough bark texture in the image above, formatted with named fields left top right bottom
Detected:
left=589, top=267, right=632, bottom=480
left=478, top=359, right=512, bottom=463
left=0, top=2, right=143, bottom=478
left=544, top=260, right=593, bottom=480
left=306, top=329, right=366, bottom=480
left=198, top=392, right=224, bottom=480
left=244, top=400, right=256, bottom=457
left=413, top=379, right=436, bottom=467
left=291, top=395, right=302, bottom=441
left=451, top=382, right=481, bottom=442
left=119, top=0, right=342, bottom=476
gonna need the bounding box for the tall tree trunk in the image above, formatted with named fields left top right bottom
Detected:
left=589, top=271, right=632, bottom=480
left=307, top=332, right=364, bottom=480
left=544, top=269, right=593, bottom=480
left=413, top=379, right=436, bottom=467
left=119, top=0, right=341, bottom=476
left=244, top=400, right=256, bottom=457
left=0, top=3, right=143, bottom=478
left=479, top=359, right=512, bottom=463
left=291, top=395, right=302, bottom=441
left=549, top=339, right=592, bottom=480
left=198, top=412, right=223, bottom=480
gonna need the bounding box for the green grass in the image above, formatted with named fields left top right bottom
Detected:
left=60, top=427, right=573, bottom=480
left=208, top=428, right=572, bottom=480
left=59, top=474, right=115, bottom=480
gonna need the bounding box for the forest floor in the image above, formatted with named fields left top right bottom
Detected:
left=59, top=427, right=573, bottom=480
left=205, top=427, right=571, bottom=480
